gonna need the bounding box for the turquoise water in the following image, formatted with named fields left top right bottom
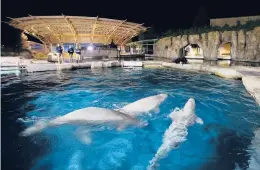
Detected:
left=2, top=68, right=260, bottom=170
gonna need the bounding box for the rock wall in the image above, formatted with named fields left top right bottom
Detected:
left=154, top=26, right=260, bottom=62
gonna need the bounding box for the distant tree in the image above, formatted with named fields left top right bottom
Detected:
left=192, top=6, right=209, bottom=27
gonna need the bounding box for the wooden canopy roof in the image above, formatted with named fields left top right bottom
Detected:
left=7, top=15, right=147, bottom=45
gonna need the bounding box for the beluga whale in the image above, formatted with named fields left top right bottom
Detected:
left=20, top=107, right=147, bottom=137
left=20, top=93, right=167, bottom=138
left=118, top=94, right=168, bottom=117
left=147, top=98, right=203, bottom=170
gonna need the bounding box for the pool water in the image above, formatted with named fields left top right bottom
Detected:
left=2, top=68, right=260, bottom=170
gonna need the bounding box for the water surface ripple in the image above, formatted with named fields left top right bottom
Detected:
left=1, top=68, right=260, bottom=170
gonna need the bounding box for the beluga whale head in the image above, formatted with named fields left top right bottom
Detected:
left=119, top=93, right=168, bottom=117
left=156, top=94, right=168, bottom=103
left=183, top=98, right=195, bottom=112
left=169, top=98, right=202, bottom=125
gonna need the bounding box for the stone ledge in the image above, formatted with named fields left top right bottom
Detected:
left=57, top=64, right=73, bottom=70
left=242, top=76, right=260, bottom=106
left=143, top=61, right=164, bottom=68
left=122, top=61, right=143, bottom=67
left=26, top=63, right=58, bottom=73
left=214, top=68, right=242, bottom=79
left=72, top=63, right=92, bottom=69
left=162, top=63, right=244, bottom=79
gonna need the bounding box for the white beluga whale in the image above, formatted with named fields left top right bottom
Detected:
left=118, top=94, right=168, bottom=117
left=20, top=107, right=147, bottom=137
left=147, top=98, right=203, bottom=170
left=20, top=94, right=167, bottom=138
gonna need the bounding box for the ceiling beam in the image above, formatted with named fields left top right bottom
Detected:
left=105, top=19, right=127, bottom=44
left=62, top=14, right=78, bottom=43
left=7, top=16, right=147, bottom=45
left=29, top=26, right=52, bottom=44
left=91, top=16, right=98, bottom=43
left=6, top=17, right=51, bottom=44
left=7, top=17, right=23, bottom=24
left=120, top=26, right=147, bottom=45
left=28, top=14, right=62, bottom=42
left=23, top=30, right=48, bottom=45
left=120, top=32, right=139, bottom=45
left=119, top=31, right=137, bottom=45
left=117, top=23, right=144, bottom=44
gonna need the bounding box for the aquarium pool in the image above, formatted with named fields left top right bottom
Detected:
left=2, top=68, right=260, bottom=170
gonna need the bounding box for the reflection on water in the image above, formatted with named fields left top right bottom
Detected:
left=2, top=68, right=260, bottom=170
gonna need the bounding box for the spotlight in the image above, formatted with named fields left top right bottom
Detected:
left=87, top=45, right=94, bottom=51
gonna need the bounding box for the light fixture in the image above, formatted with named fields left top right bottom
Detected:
left=87, top=45, right=94, bottom=51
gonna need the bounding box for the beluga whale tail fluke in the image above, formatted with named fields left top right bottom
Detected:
left=147, top=98, right=203, bottom=170
left=20, top=120, right=49, bottom=136
left=118, top=93, right=168, bottom=117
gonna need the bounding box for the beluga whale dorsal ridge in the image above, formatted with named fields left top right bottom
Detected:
left=20, top=107, right=147, bottom=137
left=147, top=98, right=203, bottom=170
left=118, top=94, right=168, bottom=117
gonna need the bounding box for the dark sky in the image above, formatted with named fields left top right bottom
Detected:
left=1, top=0, right=260, bottom=46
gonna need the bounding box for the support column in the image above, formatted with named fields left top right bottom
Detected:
left=50, top=43, right=53, bottom=52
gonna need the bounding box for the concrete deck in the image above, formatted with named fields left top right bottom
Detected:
left=24, top=61, right=122, bottom=72
left=1, top=57, right=260, bottom=105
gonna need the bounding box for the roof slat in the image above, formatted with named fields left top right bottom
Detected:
left=7, top=15, right=147, bottom=45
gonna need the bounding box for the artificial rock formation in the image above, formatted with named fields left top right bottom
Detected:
left=154, top=26, right=260, bottom=62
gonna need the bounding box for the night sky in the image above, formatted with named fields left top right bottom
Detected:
left=1, top=0, right=260, bottom=46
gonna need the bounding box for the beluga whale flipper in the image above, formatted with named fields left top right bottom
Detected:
left=20, top=107, right=147, bottom=137
left=147, top=98, right=203, bottom=170
left=118, top=94, right=168, bottom=117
